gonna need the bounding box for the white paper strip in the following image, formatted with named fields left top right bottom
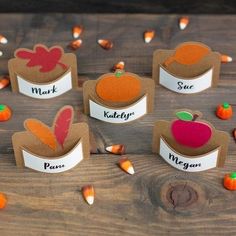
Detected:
left=89, top=95, right=147, bottom=123
left=159, top=66, right=213, bottom=94
left=17, top=70, right=72, bottom=99
left=159, top=137, right=218, bottom=172
left=22, top=141, right=83, bottom=173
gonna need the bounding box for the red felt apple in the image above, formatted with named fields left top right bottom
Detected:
left=16, top=45, right=67, bottom=73
left=171, top=111, right=212, bottom=148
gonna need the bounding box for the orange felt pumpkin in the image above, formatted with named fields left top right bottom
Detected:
left=216, top=102, right=233, bottom=120
left=224, top=172, right=236, bottom=190
left=0, top=104, right=12, bottom=121
left=96, top=70, right=141, bottom=102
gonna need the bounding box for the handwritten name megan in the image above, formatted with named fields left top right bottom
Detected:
left=31, top=85, right=58, bottom=95
left=169, top=153, right=201, bottom=170
left=104, top=111, right=135, bottom=121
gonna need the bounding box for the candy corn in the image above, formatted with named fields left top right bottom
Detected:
left=0, top=51, right=2, bottom=56
left=112, top=61, right=125, bottom=71
left=69, top=39, right=82, bottom=50
left=0, top=35, right=7, bottom=44
left=97, top=39, right=113, bottom=50
left=118, top=158, right=135, bottom=175
left=144, top=30, right=155, bottom=43
left=105, top=144, right=125, bottom=155
left=179, top=17, right=189, bottom=30
left=0, top=193, right=7, bottom=209
left=72, top=25, right=84, bottom=39
left=0, top=76, right=10, bottom=89
left=221, top=54, right=233, bottom=63
left=82, top=185, right=94, bottom=205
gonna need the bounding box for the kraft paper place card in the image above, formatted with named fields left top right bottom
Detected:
left=12, top=106, right=90, bottom=173
left=8, top=44, right=78, bottom=99
left=152, top=109, right=229, bottom=172
left=152, top=42, right=221, bottom=94
left=83, top=70, right=155, bottom=124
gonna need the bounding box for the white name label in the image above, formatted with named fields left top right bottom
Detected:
left=89, top=95, right=147, bottom=123
left=159, top=137, right=219, bottom=172
left=17, top=70, right=73, bottom=99
left=159, top=66, right=213, bottom=94
left=22, top=141, right=83, bottom=173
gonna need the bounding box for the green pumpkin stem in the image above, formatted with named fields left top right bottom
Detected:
left=115, top=70, right=124, bottom=78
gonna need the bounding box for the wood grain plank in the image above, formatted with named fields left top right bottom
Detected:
left=0, top=14, right=236, bottom=235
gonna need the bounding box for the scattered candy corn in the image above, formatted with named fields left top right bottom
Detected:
left=69, top=39, right=82, bottom=50
left=118, top=158, right=135, bottom=175
left=72, top=25, right=84, bottom=39
left=0, top=104, right=12, bottom=122
left=221, top=54, right=233, bottom=63
left=0, top=35, right=7, bottom=44
left=144, top=30, right=155, bottom=43
left=82, top=185, right=94, bottom=205
left=179, top=17, right=189, bottom=30
left=0, top=51, right=3, bottom=56
left=0, top=75, right=10, bottom=89
left=224, top=172, right=236, bottom=190
left=0, top=193, right=7, bottom=209
left=97, top=39, right=113, bottom=50
left=105, top=144, right=125, bottom=155
left=112, top=61, right=125, bottom=71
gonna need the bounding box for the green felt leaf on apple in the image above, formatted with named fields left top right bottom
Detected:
left=176, top=111, right=193, bottom=121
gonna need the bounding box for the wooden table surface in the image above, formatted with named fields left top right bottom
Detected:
left=1, top=14, right=236, bottom=236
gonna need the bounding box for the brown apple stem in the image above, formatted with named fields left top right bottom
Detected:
left=192, top=114, right=199, bottom=121
left=57, top=61, right=68, bottom=70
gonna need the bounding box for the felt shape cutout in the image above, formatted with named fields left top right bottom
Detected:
left=152, top=109, right=229, bottom=172
left=164, top=43, right=210, bottom=67
left=24, top=119, right=57, bottom=151
left=171, top=110, right=212, bottom=148
left=8, top=44, right=78, bottom=99
left=83, top=70, right=155, bottom=124
left=53, top=106, right=74, bottom=149
left=16, top=45, right=67, bottom=72
left=12, top=105, right=90, bottom=173
left=152, top=41, right=221, bottom=94
left=96, top=70, right=141, bottom=103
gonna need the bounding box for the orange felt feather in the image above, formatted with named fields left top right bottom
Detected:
left=24, top=119, right=57, bottom=151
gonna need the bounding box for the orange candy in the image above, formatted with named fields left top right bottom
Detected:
left=179, top=17, right=189, bottom=30
left=144, top=30, right=155, bottom=43
left=119, top=158, right=135, bottom=175
left=0, top=35, right=7, bottom=44
left=72, top=25, right=84, bottom=39
left=97, top=39, right=113, bottom=50
left=0, top=75, right=10, bottom=89
left=216, top=102, right=233, bottom=120
left=105, top=144, right=125, bottom=155
left=112, top=61, right=125, bottom=71
left=0, top=193, right=7, bottom=209
left=69, top=39, right=82, bottom=50
left=221, top=54, right=233, bottom=63
left=224, top=172, right=236, bottom=190
left=0, top=104, right=12, bottom=122
left=82, top=185, right=95, bottom=205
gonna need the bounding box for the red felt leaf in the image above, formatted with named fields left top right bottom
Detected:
left=53, top=106, right=74, bottom=149
left=16, top=45, right=67, bottom=73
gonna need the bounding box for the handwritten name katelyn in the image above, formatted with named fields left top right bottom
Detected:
left=104, top=111, right=135, bottom=121
left=168, top=153, right=201, bottom=170
left=177, top=81, right=194, bottom=91
left=31, top=85, right=58, bottom=95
